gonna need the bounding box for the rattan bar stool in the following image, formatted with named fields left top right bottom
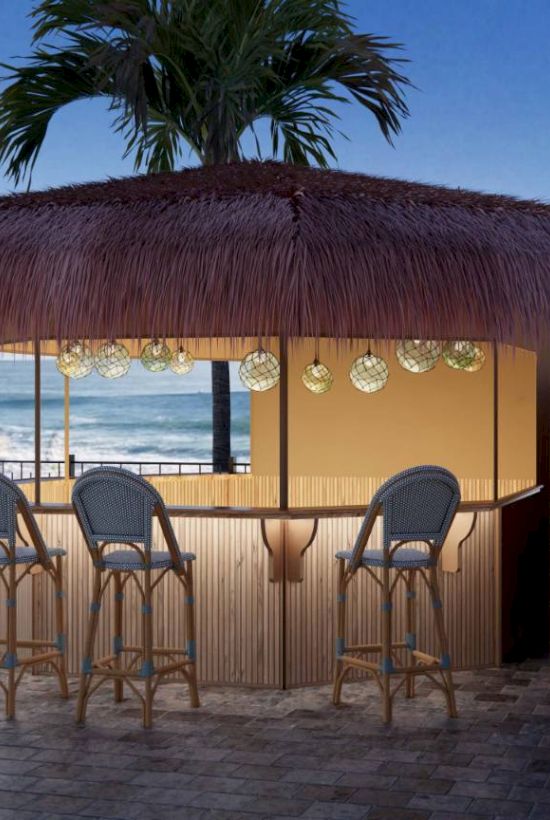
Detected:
left=0, top=474, right=68, bottom=719
left=333, top=465, right=460, bottom=723
left=72, top=467, right=199, bottom=728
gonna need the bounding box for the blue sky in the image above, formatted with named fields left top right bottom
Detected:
left=0, top=0, right=550, bottom=200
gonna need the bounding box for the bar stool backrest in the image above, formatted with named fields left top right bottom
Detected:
left=349, top=466, right=461, bottom=571
left=72, top=467, right=182, bottom=561
left=0, top=472, right=51, bottom=564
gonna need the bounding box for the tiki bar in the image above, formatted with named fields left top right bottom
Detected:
left=0, top=163, right=548, bottom=718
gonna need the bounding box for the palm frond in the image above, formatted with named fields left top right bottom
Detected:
left=0, top=50, right=113, bottom=185
left=0, top=0, right=412, bottom=182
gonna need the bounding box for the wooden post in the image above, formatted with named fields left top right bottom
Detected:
left=278, top=335, right=289, bottom=690
left=64, top=376, right=70, bottom=483
left=493, top=341, right=499, bottom=502
left=34, top=341, right=41, bottom=505
left=279, top=336, right=288, bottom=511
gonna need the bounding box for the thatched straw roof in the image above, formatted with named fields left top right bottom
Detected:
left=0, top=160, right=549, bottom=346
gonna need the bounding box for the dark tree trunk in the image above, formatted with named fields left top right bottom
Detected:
left=212, top=360, right=231, bottom=473
left=204, top=146, right=235, bottom=473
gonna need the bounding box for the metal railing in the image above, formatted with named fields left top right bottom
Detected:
left=0, top=457, right=250, bottom=481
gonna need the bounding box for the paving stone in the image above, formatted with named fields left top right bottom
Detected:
left=430, top=814, right=492, bottom=820
left=238, top=779, right=302, bottom=798
left=300, top=802, right=368, bottom=818
left=281, top=767, right=342, bottom=785
left=0, top=746, right=37, bottom=761
left=487, top=769, right=548, bottom=787
left=449, top=779, right=511, bottom=798
left=379, top=761, right=436, bottom=778
left=30, top=762, right=138, bottom=784
left=224, top=749, right=284, bottom=766
left=79, top=798, right=145, bottom=818
left=348, top=787, right=414, bottom=807
left=237, top=795, right=314, bottom=815
left=508, top=784, right=550, bottom=803
left=1, top=667, right=550, bottom=819
left=392, top=776, right=453, bottom=794
left=0, top=812, right=42, bottom=820
left=466, top=797, right=534, bottom=815
left=189, top=790, right=257, bottom=811
left=366, top=810, right=429, bottom=819
left=335, top=773, right=396, bottom=789
left=21, top=793, right=93, bottom=814
left=233, top=763, right=287, bottom=781
left=408, top=792, right=472, bottom=812
left=295, top=784, right=356, bottom=802
left=129, top=770, right=197, bottom=788
left=186, top=773, right=249, bottom=794
left=0, top=791, right=36, bottom=810
left=321, top=757, right=383, bottom=774
left=527, top=809, right=550, bottom=820
left=433, top=764, right=491, bottom=782
left=137, top=809, right=249, bottom=820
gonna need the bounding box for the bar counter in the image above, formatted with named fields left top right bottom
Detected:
left=32, top=484, right=543, bottom=518
left=6, top=484, right=537, bottom=689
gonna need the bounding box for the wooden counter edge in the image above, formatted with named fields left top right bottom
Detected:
left=31, top=484, right=543, bottom=519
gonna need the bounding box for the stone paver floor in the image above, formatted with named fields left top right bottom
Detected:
left=1, top=663, right=550, bottom=819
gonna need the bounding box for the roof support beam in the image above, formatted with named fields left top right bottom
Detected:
left=34, top=341, right=41, bottom=505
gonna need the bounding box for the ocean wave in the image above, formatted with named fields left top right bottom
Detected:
left=0, top=368, right=250, bottom=463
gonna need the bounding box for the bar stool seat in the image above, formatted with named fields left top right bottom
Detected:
left=0, top=474, right=68, bottom=719
left=333, top=465, right=461, bottom=724
left=73, top=467, right=200, bottom=729
left=0, top=546, right=66, bottom=565
left=336, top=547, right=435, bottom=569
left=98, top=549, right=195, bottom=571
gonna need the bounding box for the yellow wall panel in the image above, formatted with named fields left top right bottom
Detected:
left=498, top=346, right=537, bottom=491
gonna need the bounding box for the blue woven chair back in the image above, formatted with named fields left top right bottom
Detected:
left=350, top=466, right=460, bottom=568
left=72, top=467, right=175, bottom=553
left=0, top=472, right=49, bottom=558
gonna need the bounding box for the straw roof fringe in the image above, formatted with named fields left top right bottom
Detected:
left=0, top=161, right=549, bottom=347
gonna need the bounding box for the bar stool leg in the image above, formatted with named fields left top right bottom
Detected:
left=428, top=565, right=457, bottom=718
left=76, top=567, right=102, bottom=724
left=405, top=569, right=416, bottom=699
left=5, top=561, right=17, bottom=719
left=142, top=569, right=154, bottom=729
left=54, top=555, right=69, bottom=699
left=332, top=558, right=347, bottom=705
left=184, top=561, right=200, bottom=708
left=113, top=572, right=124, bottom=703
left=381, top=566, right=393, bottom=724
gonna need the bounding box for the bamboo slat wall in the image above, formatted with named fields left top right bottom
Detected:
left=286, top=510, right=498, bottom=686
left=21, top=474, right=532, bottom=507
left=28, top=513, right=282, bottom=686
left=1, top=491, right=500, bottom=686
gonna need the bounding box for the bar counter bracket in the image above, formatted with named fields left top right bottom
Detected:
left=261, top=518, right=319, bottom=583
left=440, top=512, right=478, bottom=573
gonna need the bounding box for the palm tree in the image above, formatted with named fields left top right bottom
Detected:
left=0, top=0, right=410, bottom=473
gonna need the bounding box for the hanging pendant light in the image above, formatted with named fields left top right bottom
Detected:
left=56, top=341, right=94, bottom=379
left=140, top=339, right=171, bottom=372
left=95, top=341, right=131, bottom=379
left=442, top=340, right=478, bottom=371
left=302, top=359, right=333, bottom=394
left=239, top=349, right=280, bottom=392
left=350, top=351, right=389, bottom=394
left=170, top=347, right=195, bottom=375
left=396, top=340, right=441, bottom=373
left=464, top=344, right=486, bottom=372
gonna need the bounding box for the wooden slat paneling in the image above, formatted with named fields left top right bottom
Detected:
left=20, top=474, right=533, bottom=509
left=285, top=509, right=498, bottom=686
left=19, top=513, right=281, bottom=687
left=1, top=506, right=499, bottom=686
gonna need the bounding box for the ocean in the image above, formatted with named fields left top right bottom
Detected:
left=0, top=356, right=250, bottom=476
